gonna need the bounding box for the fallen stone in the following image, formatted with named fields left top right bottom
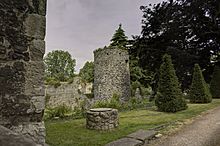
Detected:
left=155, top=133, right=163, bottom=138
left=0, top=126, right=37, bottom=146
left=126, top=129, right=157, bottom=142
left=105, top=137, right=143, bottom=146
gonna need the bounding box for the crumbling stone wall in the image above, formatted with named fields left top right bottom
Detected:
left=46, top=77, right=93, bottom=109
left=93, top=47, right=130, bottom=101
left=0, top=0, right=46, bottom=145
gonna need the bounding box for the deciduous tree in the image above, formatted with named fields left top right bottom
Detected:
left=44, top=50, right=76, bottom=81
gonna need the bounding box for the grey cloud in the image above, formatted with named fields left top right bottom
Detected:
left=46, top=0, right=163, bottom=72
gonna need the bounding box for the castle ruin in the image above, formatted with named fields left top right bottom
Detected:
left=93, top=47, right=131, bottom=102
left=0, top=0, right=46, bottom=145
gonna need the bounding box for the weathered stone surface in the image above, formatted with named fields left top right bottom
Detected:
left=90, top=108, right=112, bottom=112
left=105, top=138, right=143, bottom=146
left=23, top=14, right=46, bottom=39
left=93, top=47, right=131, bottom=102
left=86, top=108, right=119, bottom=130
left=0, top=0, right=46, bottom=145
left=29, top=39, right=45, bottom=61
left=30, top=96, right=45, bottom=114
left=0, top=61, right=45, bottom=96
left=9, top=122, right=46, bottom=145
left=0, top=125, right=37, bottom=146
left=24, top=61, right=45, bottom=96
left=27, top=0, right=47, bottom=16
left=0, top=61, right=26, bottom=94
left=127, top=129, right=157, bottom=142
left=45, top=77, right=93, bottom=109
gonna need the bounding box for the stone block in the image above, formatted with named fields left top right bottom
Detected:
left=27, top=0, right=47, bottom=16
left=0, top=61, right=26, bottom=95
left=126, top=129, right=157, bottom=142
left=24, top=61, right=45, bottom=96
left=29, top=39, right=45, bottom=61
left=0, top=61, right=44, bottom=96
left=0, top=126, right=37, bottom=146
left=23, top=14, right=46, bottom=39
left=1, top=94, right=31, bottom=116
left=105, top=138, right=143, bottom=146
left=10, top=122, right=46, bottom=145
left=30, top=96, right=45, bottom=114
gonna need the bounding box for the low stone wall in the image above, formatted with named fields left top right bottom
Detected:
left=45, top=77, right=93, bottom=109
left=86, top=108, right=119, bottom=130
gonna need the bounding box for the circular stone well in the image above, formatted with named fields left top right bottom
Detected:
left=86, top=108, right=119, bottom=130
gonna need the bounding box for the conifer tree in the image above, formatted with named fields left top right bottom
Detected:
left=210, top=64, right=220, bottom=98
left=155, top=54, right=187, bottom=112
left=189, top=64, right=212, bottom=103
left=110, top=24, right=128, bottom=49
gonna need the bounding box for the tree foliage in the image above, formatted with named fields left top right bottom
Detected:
left=110, top=24, right=128, bottom=49
left=210, top=63, right=220, bottom=98
left=79, top=61, right=94, bottom=83
left=131, top=0, right=220, bottom=90
left=189, top=64, right=212, bottom=103
left=44, top=50, right=76, bottom=81
left=155, top=54, right=187, bottom=112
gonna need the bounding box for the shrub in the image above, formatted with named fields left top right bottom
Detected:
left=44, top=104, right=72, bottom=120
left=189, top=64, right=212, bottom=103
left=92, top=93, right=152, bottom=111
left=210, top=64, right=220, bottom=98
left=155, top=54, right=187, bottom=112
left=45, top=77, right=61, bottom=88
left=92, top=100, right=110, bottom=108
left=108, top=93, right=121, bottom=109
left=93, top=93, right=122, bottom=110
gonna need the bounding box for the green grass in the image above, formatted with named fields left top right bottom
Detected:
left=46, top=99, right=220, bottom=146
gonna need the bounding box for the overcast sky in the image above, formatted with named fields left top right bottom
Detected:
left=45, top=0, right=163, bottom=72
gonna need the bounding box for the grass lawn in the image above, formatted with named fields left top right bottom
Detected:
left=46, top=99, right=220, bottom=146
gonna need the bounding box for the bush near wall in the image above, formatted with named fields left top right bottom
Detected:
left=93, top=93, right=151, bottom=111
left=189, top=64, right=212, bottom=103
left=45, top=77, right=61, bottom=88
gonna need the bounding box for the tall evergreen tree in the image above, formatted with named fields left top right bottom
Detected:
left=155, top=54, right=187, bottom=112
left=210, top=64, right=220, bottom=98
left=189, top=64, right=212, bottom=103
left=110, top=24, right=128, bottom=49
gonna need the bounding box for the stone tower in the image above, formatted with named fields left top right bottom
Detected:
left=0, top=0, right=46, bottom=145
left=93, top=47, right=130, bottom=102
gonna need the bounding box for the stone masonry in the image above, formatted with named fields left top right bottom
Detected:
left=93, top=47, right=131, bottom=102
left=86, top=108, right=119, bottom=130
left=0, top=0, right=46, bottom=145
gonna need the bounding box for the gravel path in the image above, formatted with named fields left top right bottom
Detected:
left=152, top=106, right=220, bottom=146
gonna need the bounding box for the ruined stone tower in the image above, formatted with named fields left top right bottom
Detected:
left=93, top=47, right=130, bottom=102
left=0, top=0, right=46, bottom=145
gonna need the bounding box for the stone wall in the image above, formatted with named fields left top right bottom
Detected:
left=46, top=77, right=93, bottom=109
left=93, top=47, right=131, bottom=102
left=0, top=0, right=46, bottom=145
